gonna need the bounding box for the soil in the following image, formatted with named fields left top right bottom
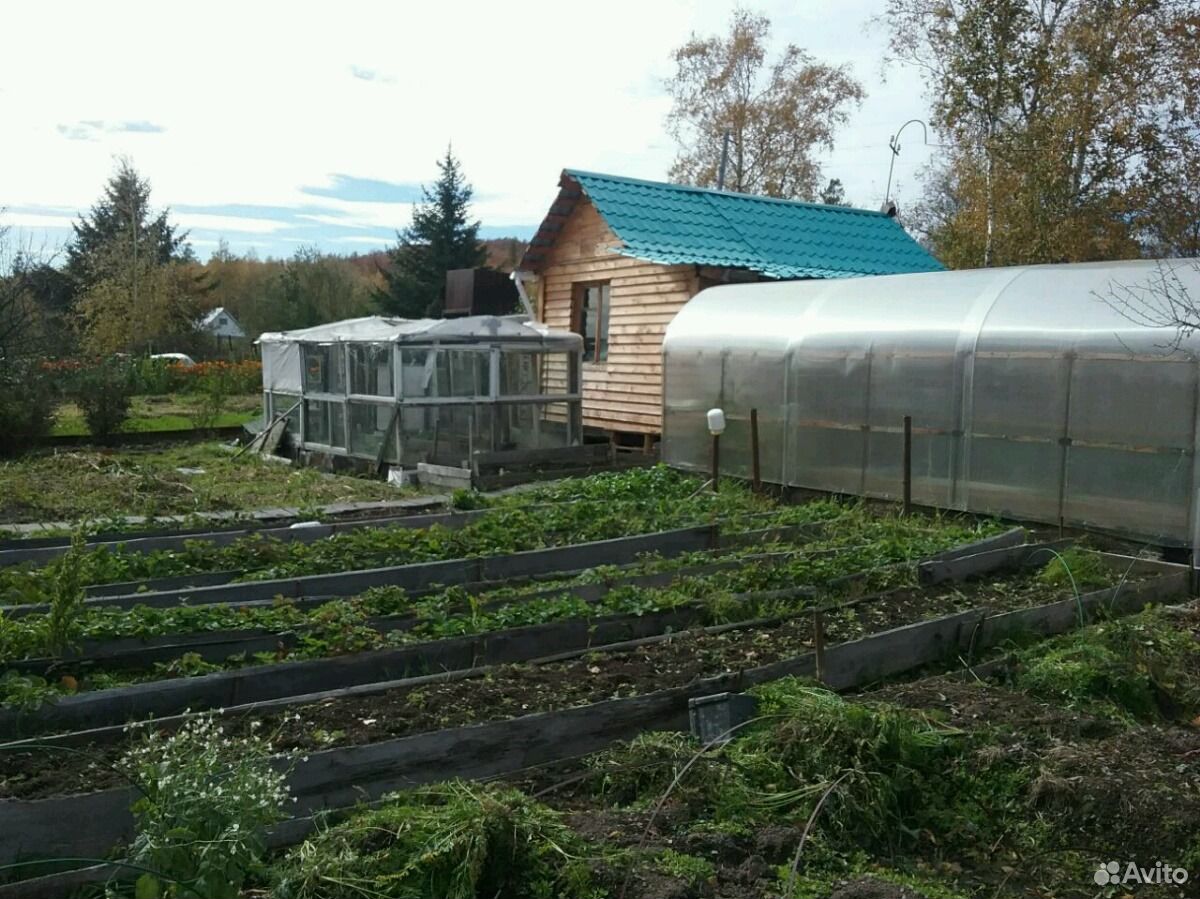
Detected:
left=0, top=568, right=1148, bottom=801
left=863, top=666, right=1200, bottom=897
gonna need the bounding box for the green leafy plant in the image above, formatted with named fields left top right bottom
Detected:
left=45, top=532, right=88, bottom=656
left=0, top=671, right=60, bottom=710
left=654, top=849, right=716, bottom=885
left=121, top=715, right=290, bottom=898
left=449, top=488, right=486, bottom=511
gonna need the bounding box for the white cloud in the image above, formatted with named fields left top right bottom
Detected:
left=1, top=0, right=936, bottom=255
left=3, top=212, right=76, bottom=230
left=172, top=213, right=290, bottom=234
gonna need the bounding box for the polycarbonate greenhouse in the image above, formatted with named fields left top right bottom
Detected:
left=259, top=315, right=582, bottom=467
left=662, top=259, right=1200, bottom=546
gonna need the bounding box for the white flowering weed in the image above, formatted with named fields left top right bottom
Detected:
left=119, top=715, right=289, bottom=898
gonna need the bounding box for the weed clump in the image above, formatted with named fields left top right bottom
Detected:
left=1014, top=606, right=1200, bottom=720
left=1036, top=547, right=1110, bottom=591
left=270, top=781, right=592, bottom=899
left=122, top=715, right=290, bottom=898
left=736, top=681, right=965, bottom=848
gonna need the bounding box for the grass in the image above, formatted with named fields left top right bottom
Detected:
left=50, top=393, right=262, bottom=436
left=0, top=442, right=420, bottom=526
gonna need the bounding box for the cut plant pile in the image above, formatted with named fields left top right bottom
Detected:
left=0, top=562, right=1127, bottom=800
left=0, top=442, right=414, bottom=527
left=228, top=603, right=1200, bottom=899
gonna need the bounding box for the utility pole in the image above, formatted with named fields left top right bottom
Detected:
left=883, top=119, right=929, bottom=212
left=130, top=195, right=139, bottom=323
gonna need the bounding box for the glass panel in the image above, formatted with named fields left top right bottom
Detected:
left=500, top=351, right=539, bottom=396
left=436, top=350, right=489, bottom=398
left=348, top=401, right=392, bottom=457
left=302, top=344, right=344, bottom=394
left=416, top=405, right=474, bottom=466
left=304, top=399, right=330, bottom=445
left=349, top=343, right=393, bottom=396
left=538, top=403, right=574, bottom=448
left=579, top=284, right=610, bottom=363
left=331, top=403, right=345, bottom=449
left=271, top=393, right=302, bottom=436
left=400, top=349, right=436, bottom=399
left=597, top=284, right=610, bottom=362
left=538, top=352, right=572, bottom=395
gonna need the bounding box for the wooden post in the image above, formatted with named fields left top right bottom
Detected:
left=750, top=408, right=762, bottom=493
left=711, top=433, right=720, bottom=492
left=813, top=608, right=826, bottom=683
left=902, top=415, right=913, bottom=515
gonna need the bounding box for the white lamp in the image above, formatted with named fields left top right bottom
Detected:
left=706, top=408, right=726, bottom=436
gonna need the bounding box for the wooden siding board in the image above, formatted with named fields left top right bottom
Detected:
left=536, top=198, right=696, bottom=434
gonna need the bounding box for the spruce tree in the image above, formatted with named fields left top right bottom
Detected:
left=376, top=148, right=487, bottom=318
left=67, top=158, right=191, bottom=287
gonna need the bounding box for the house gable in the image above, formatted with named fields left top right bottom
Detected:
left=536, top=196, right=696, bottom=436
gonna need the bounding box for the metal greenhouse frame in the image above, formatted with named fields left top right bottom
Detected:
left=662, top=259, right=1200, bottom=546
left=259, top=315, right=583, bottom=467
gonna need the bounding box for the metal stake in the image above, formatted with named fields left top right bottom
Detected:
left=902, top=415, right=913, bottom=515
left=750, top=408, right=762, bottom=493
left=711, top=433, right=720, bottom=492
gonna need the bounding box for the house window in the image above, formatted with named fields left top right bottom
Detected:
left=573, top=282, right=610, bottom=363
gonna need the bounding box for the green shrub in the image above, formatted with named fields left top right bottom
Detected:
left=270, top=781, right=591, bottom=899
left=70, top=357, right=134, bottom=438
left=190, top=366, right=234, bottom=431
left=122, top=715, right=290, bottom=898
left=0, top=360, right=55, bottom=456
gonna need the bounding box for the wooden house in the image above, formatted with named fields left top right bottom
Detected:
left=518, top=170, right=943, bottom=445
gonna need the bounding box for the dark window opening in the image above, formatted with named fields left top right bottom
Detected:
left=573, top=282, right=610, bottom=364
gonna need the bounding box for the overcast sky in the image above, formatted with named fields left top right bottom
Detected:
left=1, top=0, right=939, bottom=261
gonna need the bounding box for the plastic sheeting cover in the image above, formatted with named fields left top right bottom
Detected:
left=257, top=314, right=581, bottom=348
left=662, top=259, right=1200, bottom=545
left=261, top=340, right=303, bottom=392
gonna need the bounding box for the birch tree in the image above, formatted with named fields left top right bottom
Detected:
left=665, top=10, right=864, bottom=200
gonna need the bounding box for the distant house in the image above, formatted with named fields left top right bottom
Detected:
left=518, top=170, right=943, bottom=444
left=198, top=307, right=246, bottom=339
left=197, top=306, right=247, bottom=353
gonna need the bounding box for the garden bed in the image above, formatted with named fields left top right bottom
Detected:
left=1, top=576, right=1192, bottom=897
left=0, top=549, right=1180, bottom=801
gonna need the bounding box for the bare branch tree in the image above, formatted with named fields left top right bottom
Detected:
left=1098, top=259, right=1200, bottom=355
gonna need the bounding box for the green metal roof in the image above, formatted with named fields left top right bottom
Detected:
left=522, top=169, right=943, bottom=279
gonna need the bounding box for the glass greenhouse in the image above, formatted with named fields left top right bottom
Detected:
left=259, top=315, right=582, bottom=467
left=662, top=259, right=1200, bottom=546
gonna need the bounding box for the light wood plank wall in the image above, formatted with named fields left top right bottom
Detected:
left=537, top=198, right=696, bottom=434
